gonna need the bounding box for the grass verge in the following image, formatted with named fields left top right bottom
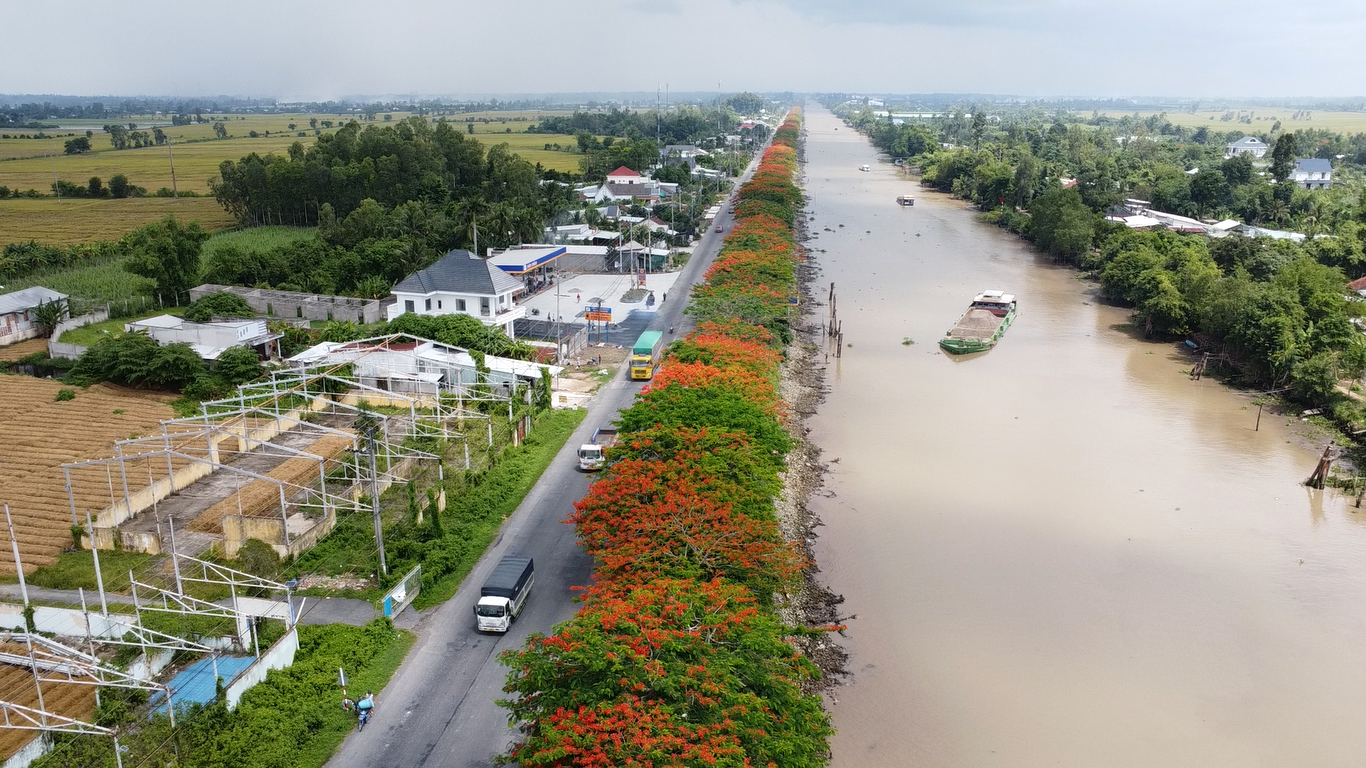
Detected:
left=10, top=548, right=154, bottom=592
left=289, top=407, right=586, bottom=610
left=416, top=406, right=586, bottom=608
left=32, top=619, right=415, bottom=768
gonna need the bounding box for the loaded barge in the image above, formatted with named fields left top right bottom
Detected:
left=939, top=290, right=1017, bottom=354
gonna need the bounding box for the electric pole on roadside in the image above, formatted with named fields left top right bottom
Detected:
left=360, top=419, right=388, bottom=577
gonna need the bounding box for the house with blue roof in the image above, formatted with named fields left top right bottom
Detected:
left=1292, top=158, right=1332, bottom=190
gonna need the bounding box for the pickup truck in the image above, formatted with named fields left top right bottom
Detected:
left=577, top=427, right=618, bottom=471
left=474, top=555, right=534, bottom=633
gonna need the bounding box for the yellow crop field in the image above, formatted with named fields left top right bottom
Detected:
left=1095, top=109, right=1366, bottom=135
left=0, top=377, right=174, bottom=575
left=0, top=135, right=323, bottom=194
left=0, top=197, right=234, bottom=246
left=0, top=110, right=588, bottom=195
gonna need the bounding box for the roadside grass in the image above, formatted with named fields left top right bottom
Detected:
left=414, top=407, right=586, bottom=608
left=0, top=197, right=234, bottom=246
left=289, top=407, right=586, bottom=609
left=30, top=619, right=416, bottom=768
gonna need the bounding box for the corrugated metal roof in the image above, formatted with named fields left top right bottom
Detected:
left=0, top=286, right=66, bottom=316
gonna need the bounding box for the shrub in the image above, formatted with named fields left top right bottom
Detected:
left=184, top=291, right=256, bottom=322
left=68, top=333, right=206, bottom=389
left=55, top=388, right=76, bottom=402
left=214, top=345, right=264, bottom=385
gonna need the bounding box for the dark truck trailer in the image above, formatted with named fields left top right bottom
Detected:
left=474, top=555, right=534, bottom=632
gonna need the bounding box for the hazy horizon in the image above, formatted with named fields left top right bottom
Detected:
left=3, top=0, right=1362, bottom=100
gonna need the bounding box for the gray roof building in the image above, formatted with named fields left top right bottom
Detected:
left=0, top=286, right=66, bottom=316
left=393, top=250, right=523, bottom=296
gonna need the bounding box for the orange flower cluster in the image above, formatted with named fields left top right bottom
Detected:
left=499, top=109, right=833, bottom=768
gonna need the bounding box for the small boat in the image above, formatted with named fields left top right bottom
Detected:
left=939, top=291, right=1017, bottom=354
left=896, top=195, right=915, bottom=206
left=860, top=164, right=871, bottom=172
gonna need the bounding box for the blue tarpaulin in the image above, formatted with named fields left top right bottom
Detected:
left=150, top=655, right=255, bottom=715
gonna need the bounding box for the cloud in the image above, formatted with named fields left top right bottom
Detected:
left=0, top=0, right=1362, bottom=98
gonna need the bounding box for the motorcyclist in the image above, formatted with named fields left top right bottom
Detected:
left=358, top=692, right=374, bottom=716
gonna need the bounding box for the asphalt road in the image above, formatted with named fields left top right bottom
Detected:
left=329, top=156, right=762, bottom=768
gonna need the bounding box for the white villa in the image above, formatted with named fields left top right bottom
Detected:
left=1225, top=136, right=1269, bottom=158
left=1291, top=158, right=1332, bottom=190
left=387, top=249, right=527, bottom=336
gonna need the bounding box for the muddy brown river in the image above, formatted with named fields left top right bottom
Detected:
left=803, top=105, right=1366, bottom=767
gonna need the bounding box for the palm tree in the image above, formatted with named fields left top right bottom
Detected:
left=1270, top=200, right=1289, bottom=226
left=30, top=298, right=68, bottom=338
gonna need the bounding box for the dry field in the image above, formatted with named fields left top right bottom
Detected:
left=0, top=338, right=48, bottom=361
left=0, top=646, right=96, bottom=761
left=0, top=377, right=174, bottom=575
left=189, top=435, right=353, bottom=533
left=0, top=197, right=234, bottom=246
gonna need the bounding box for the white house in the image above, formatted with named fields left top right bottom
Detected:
left=605, top=166, right=648, bottom=186
left=0, top=286, right=66, bottom=346
left=1291, top=158, right=1332, bottom=190
left=387, top=249, right=526, bottom=336
left=124, top=315, right=281, bottom=360
left=1225, top=136, right=1269, bottom=158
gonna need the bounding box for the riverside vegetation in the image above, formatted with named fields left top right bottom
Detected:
left=838, top=102, right=1366, bottom=434
left=495, top=110, right=839, bottom=767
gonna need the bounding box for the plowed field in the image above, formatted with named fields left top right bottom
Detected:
left=0, top=377, right=173, bottom=575
left=189, top=436, right=353, bottom=533
left=0, top=642, right=97, bottom=761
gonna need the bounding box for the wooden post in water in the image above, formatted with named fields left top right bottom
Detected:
left=1306, top=442, right=1337, bottom=489
left=1356, top=473, right=1365, bottom=508
left=1191, top=352, right=1209, bottom=381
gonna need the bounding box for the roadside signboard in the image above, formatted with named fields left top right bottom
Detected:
left=584, top=306, right=612, bottom=322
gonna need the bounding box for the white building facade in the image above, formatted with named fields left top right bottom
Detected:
left=387, top=250, right=526, bottom=337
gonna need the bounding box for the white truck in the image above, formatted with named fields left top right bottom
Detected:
left=577, top=427, right=618, bottom=471
left=473, top=555, right=534, bottom=633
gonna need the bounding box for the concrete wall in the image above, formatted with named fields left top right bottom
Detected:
left=45, top=309, right=109, bottom=359
left=222, top=503, right=336, bottom=560
left=86, top=404, right=331, bottom=549
left=47, top=340, right=88, bottom=360
left=225, top=626, right=299, bottom=711
left=191, top=284, right=390, bottom=324
left=2, top=731, right=50, bottom=768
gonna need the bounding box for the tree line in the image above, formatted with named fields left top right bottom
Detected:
left=839, top=101, right=1366, bottom=420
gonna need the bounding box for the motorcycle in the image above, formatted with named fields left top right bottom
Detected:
left=358, top=707, right=372, bottom=731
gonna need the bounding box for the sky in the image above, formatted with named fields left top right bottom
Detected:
left=2, top=0, right=1363, bottom=99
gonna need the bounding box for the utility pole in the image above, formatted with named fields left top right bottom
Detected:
left=167, top=138, right=178, bottom=198
left=363, top=422, right=388, bottom=576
